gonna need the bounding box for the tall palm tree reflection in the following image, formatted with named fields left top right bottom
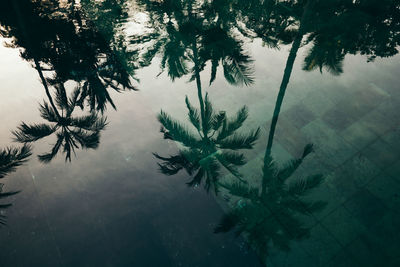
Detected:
left=143, top=0, right=259, bottom=194
left=13, top=88, right=107, bottom=163
left=0, top=145, right=32, bottom=226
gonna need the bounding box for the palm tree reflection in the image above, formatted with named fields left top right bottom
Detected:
left=0, top=145, right=32, bottom=226
left=155, top=94, right=260, bottom=194
left=134, top=0, right=255, bottom=86
left=0, top=0, right=137, bottom=113
left=13, top=88, right=107, bottom=163
left=215, top=144, right=325, bottom=265
left=144, top=0, right=259, bottom=194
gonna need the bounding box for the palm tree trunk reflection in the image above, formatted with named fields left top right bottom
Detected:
left=265, top=0, right=313, bottom=157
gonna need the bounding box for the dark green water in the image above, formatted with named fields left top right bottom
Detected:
left=0, top=0, right=399, bottom=266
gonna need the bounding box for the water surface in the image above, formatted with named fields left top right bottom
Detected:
left=0, top=0, right=399, bottom=266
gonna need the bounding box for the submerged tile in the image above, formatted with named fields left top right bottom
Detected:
left=298, top=224, right=342, bottom=265
left=366, top=174, right=400, bottom=212
left=361, top=138, right=399, bottom=169
left=343, top=189, right=388, bottom=229
left=301, top=119, right=357, bottom=168
left=340, top=121, right=379, bottom=150
left=320, top=206, right=367, bottom=247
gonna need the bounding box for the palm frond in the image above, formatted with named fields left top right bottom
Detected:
left=0, top=184, right=20, bottom=227
left=158, top=110, right=200, bottom=149
left=185, top=96, right=201, bottom=131
left=287, top=174, right=324, bottom=197
left=54, top=83, right=69, bottom=111
left=217, top=106, right=249, bottom=140
left=37, top=133, right=64, bottom=163
left=39, top=102, right=59, bottom=123
left=211, top=111, right=226, bottom=131
left=218, top=127, right=260, bottom=150
left=276, top=158, right=304, bottom=182
left=0, top=190, right=20, bottom=199
left=71, top=113, right=107, bottom=131
left=209, top=59, right=218, bottom=85
left=302, top=41, right=344, bottom=76
left=222, top=53, right=255, bottom=86
left=70, top=129, right=101, bottom=149
left=13, top=123, right=56, bottom=143
left=62, top=132, right=78, bottom=162
left=186, top=168, right=205, bottom=188
left=222, top=181, right=258, bottom=200
left=153, top=152, right=195, bottom=175
left=67, top=85, right=82, bottom=116
left=202, top=93, right=214, bottom=135
left=219, top=151, right=246, bottom=166
left=215, top=152, right=244, bottom=181
left=0, top=144, right=32, bottom=178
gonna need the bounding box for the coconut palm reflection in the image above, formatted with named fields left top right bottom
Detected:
left=155, top=94, right=260, bottom=194
left=134, top=0, right=255, bottom=86
left=0, top=145, right=32, bottom=226
left=144, top=0, right=259, bottom=193
left=215, top=144, right=325, bottom=265
left=0, top=0, right=137, bottom=113
left=0, top=0, right=134, bottom=162
left=13, top=88, right=107, bottom=163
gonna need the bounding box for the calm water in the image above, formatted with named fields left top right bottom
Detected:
left=0, top=0, right=399, bottom=266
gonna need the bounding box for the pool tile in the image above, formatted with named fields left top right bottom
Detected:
left=359, top=107, right=397, bottom=136
left=326, top=248, right=360, bottom=267
left=298, top=224, right=342, bottom=265
left=361, top=138, right=399, bottom=169
left=330, top=154, right=382, bottom=201
left=299, top=172, right=343, bottom=220
left=343, top=189, right=388, bottom=229
left=365, top=174, right=400, bottom=212
left=268, top=243, right=317, bottom=267
left=322, top=82, right=390, bottom=132
left=274, top=119, right=310, bottom=157
left=300, top=89, right=336, bottom=117
left=384, top=160, right=400, bottom=181
left=340, top=121, right=378, bottom=150
left=281, top=103, right=316, bottom=129
left=381, top=128, right=400, bottom=151
left=346, top=234, right=390, bottom=267
left=321, top=107, right=358, bottom=132
left=320, top=206, right=366, bottom=247
left=301, top=119, right=357, bottom=168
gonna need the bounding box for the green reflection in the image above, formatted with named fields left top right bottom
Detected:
left=215, top=144, right=325, bottom=265
left=154, top=93, right=260, bottom=194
